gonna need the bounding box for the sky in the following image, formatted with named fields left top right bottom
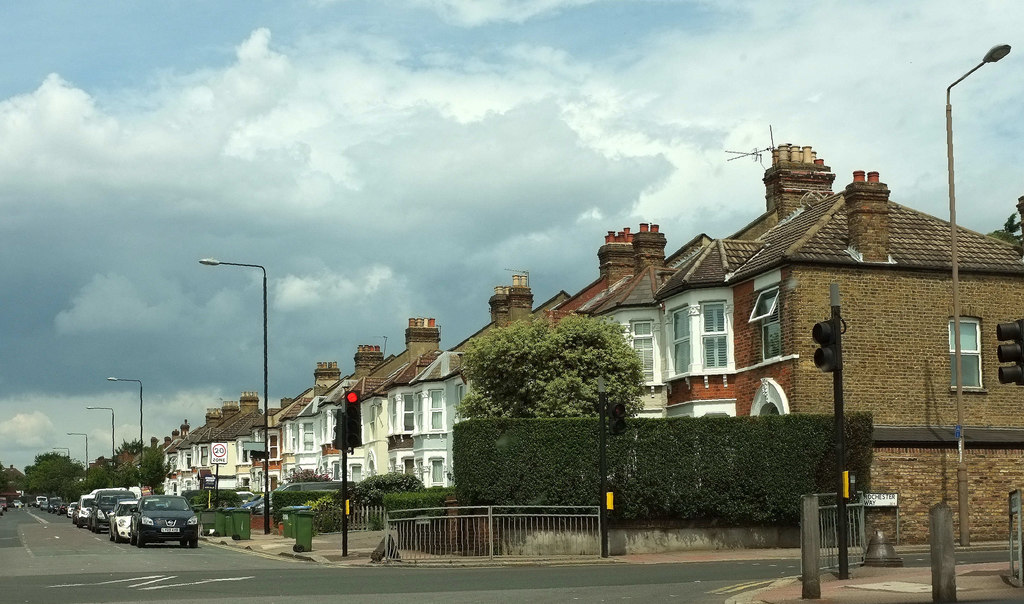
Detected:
left=1, top=0, right=1021, bottom=472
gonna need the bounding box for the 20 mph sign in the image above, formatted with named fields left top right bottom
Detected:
left=211, top=442, right=229, bottom=465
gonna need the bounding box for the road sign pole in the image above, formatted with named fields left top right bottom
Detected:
left=341, top=405, right=349, bottom=558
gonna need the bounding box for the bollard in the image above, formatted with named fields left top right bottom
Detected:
left=930, top=502, right=957, bottom=602
left=801, top=494, right=821, bottom=599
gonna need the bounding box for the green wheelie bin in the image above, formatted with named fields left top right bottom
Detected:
left=214, top=508, right=230, bottom=537
left=293, top=509, right=314, bottom=552
left=281, top=505, right=310, bottom=539
left=231, top=507, right=252, bottom=540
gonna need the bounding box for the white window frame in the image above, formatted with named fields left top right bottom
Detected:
left=673, top=307, right=691, bottom=374
left=200, top=446, right=209, bottom=466
left=429, top=458, right=444, bottom=486
left=702, top=302, right=728, bottom=369
left=631, top=320, right=655, bottom=382
left=402, top=393, right=415, bottom=433
left=749, top=287, right=782, bottom=361
left=302, top=422, right=314, bottom=452
left=748, top=287, right=779, bottom=322
left=349, top=464, right=362, bottom=483
left=949, top=318, right=982, bottom=388
left=429, top=389, right=444, bottom=431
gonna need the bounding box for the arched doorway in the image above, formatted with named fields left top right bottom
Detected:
left=751, top=377, right=790, bottom=416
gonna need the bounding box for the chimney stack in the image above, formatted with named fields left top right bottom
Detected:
left=764, top=144, right=836, bottom=221
left=205, top=408, right=222, bottom=424
left=598, top=228, right=636, bottom=284
left=632, top=223, right=667, bottom=272
left=489, top=286, right=510, bottom=326
left=240, top=391, right=260, bottom=414
left=171, top=429, right=180, bottom=438
left=179, top=420, right=189, bottom=437
left=354, top=346, right=385, bottom=377
left=314, top=361, right=341, bottom=395
left=405, top=317, right=441, bottom=358
left=220, top=400, right=240, bottom=421
left=845, top=170, right=891, bottom=262
left=150, top=436, right=159, bottom=448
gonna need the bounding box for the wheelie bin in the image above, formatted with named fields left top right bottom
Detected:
left=281, top=506, right=310, bottom=539
left=214, top=508, right=230, bottom=537
left=231, top=507, right=252, bottom=540
left=293, top=509, right=314, bottom=552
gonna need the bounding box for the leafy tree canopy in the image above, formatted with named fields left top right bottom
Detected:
left=116, top=439, right=144, bottom=458
left=24, top=452, right=85, bottom=501
left=458, top=314, right=645, bottom=419
left=988, top=213, right=1022, bottom=245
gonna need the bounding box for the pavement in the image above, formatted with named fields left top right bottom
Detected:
left=200, top=527, right=1024, bottom=603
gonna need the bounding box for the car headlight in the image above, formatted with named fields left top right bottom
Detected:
left=141, top=516, right=154, bottom=525
left=97, top=510, right=106, bottom=520
left=186, top=515, right=198, bottom=525
left=117, top=518, right=128, bottom=527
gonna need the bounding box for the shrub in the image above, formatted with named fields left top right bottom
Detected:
left=453, top=413, right=873, bottom=526
left=347, top=472, right=424, bottom=507
left=382, top=487, right=456, bottom=512
left=270, top=490, right=337, bottom=522
left=190, top=490, right=242, bottom=509
left=288, top=468, right=331, bottom=482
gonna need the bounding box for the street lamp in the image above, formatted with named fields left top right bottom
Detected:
left=946, top=43, right=1011, bottom=547
left=199, top=257, right=270, bottom=535
left=67, top=432, right=88, bottom=466
left=87, top=406, right=116, bottom=462
left=107, top=377, right=143, bottom=448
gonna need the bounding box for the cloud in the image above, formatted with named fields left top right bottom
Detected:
left=54, top=273, right=184, bottom=334
left=0, top=411, right=55, bottom=450
left=410, top=0, right=601, bottom=26
left=276, top=265, right=401, bottom=310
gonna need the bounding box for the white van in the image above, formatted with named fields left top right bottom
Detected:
left=35, top=496, right=48, bottom=508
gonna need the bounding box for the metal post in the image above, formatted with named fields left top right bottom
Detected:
left=341, top=406, right=349, bottom=557
left=830, top=284, right=848, bottom=580
left=214, top=463, right=220, bottom=508
left=598, top=381, right=609, bottom=558
left=801, top=494, right=821, bottom=599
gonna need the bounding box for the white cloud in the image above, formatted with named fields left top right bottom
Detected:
left=54, top=274, right=184, bottom=334
left=410, top=0, right=600, bottom=26
left=276, top=265, right=400, bottom=310
left=0, top=411, right=55, bottom=449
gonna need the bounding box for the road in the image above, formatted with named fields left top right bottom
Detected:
left=0, top=507, right=1010, bottom=604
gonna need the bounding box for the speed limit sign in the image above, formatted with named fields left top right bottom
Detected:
left=211, top=442, right=229, bottom=465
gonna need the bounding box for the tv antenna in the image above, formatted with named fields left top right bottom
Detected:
left=725, top=125, right=776, bottom=168
left=505, top=268, right=529, bottom=287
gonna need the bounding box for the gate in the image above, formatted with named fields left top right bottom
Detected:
left=814, top=492, right=867, bottom=571
left=1011, top=489, right=1023, bottom=586
left=383, top=505, right=600, bottom=562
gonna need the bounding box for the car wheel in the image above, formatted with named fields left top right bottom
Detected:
left=179, top=539, right=188, bottom=548
left=109, top=528, right=115, bottom=541
left=189, top=538, right=198, bottom=549
left=129, top=530, right=136, bottom=546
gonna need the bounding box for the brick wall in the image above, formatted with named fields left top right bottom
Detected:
left=871, top=445, right=1024, bottom=543
left=784, top=266, right=1024, bottom=426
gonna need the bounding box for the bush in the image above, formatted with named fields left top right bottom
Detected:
left=453, top=413, right=873, bottom=526
left=190, top=490, right=242, bottom=509
left=382, top=487, right=456, bottom=512
left=347, top=472, right=424, bottom=507
left=270, top=490, right=337, bottom=522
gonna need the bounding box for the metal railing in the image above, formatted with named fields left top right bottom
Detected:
left=815, top=492, right=866, bottom=571
left=383, top=505, right=600, bottom=562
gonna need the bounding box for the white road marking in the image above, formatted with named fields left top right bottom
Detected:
left=139, top=576, right=255, bottom=591
left=49, top=575, right=165, bottom=588
left=129, top=576, right=177, bottom=588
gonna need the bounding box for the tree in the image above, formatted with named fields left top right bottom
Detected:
left=23, top=452, right=86, bottom=501
left=139, top=444, right=169, bottom=494
left=0, top=460, right=10, bottom=493
left=115, top=439, right=144, bottom=459
left=988, top=213, right=1022, bottom=245
left=458, top=314, right=645, bottom=419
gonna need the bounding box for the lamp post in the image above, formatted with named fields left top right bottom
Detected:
left=107, top=377, right=143, bottom=448
left=87, top=406, right=116, bottom=462
left=67, top=432, right=88, bottom=466
left=52, top=447, right=70, bottom=457
left=199, top=257, right=270, bottom=535
left=946, top=43, right=1011, bottom=547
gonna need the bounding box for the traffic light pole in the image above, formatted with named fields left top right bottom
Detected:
left=341, top=406, right=349, bottom=558
left=830, top=284, right=849, bottom=580
left=598, top=387, right=609, bottom=558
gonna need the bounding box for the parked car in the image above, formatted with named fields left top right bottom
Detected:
left=109, top=499, right=138, bottom=543
left=35, top=496, right=48, bottom=509
left=235, top=490, right=257, bottom=501
left=88, top=489, right=135, bottom=533
left=47, top=498, right=64, bottom=514
left=13, top=500, right=24, bottom=509
left=240, top=496, right=264, bottom=515
left=130, top=495, right=199, bottom=548
left=74, top=495, right=95, bottom=528
left=67, top=502, right=78, bottom=519
left=0, top=497, right=7, bottom=512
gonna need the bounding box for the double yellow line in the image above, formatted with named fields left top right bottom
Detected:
left=708, top=579, right=777, bottom=595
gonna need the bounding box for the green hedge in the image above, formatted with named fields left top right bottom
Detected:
left=270, top=490, right=337, bottom=522
left=382, top=487, right=456, bottom=512
left=190, top=490, right=242, bottom=509
left=452, top=413, right=872, bottom=526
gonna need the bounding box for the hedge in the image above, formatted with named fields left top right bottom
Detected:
left=270, top=490, right=337, bottom=522
left=382, top=487, right=456, bottom=512
left=452, top=413, right=872, bottom=526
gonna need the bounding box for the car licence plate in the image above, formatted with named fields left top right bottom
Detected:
left=161, top=528, right=180, bottom=533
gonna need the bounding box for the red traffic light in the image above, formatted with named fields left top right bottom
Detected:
left=344, top=391, right=359, bottom=404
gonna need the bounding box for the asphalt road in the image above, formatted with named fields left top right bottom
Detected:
left=0, top=507, right=1011, bottom=604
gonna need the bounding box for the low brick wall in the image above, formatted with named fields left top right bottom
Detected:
left=871, top=445, right=1024, bottom=544
left=608, top=526, right=799, bottom=555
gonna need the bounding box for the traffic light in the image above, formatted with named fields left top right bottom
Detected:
left=996, top=319, right=1024, bottom=385
left=344, top=391, right=362, bottom=449
left=812, top=319, right=839, bottom=372
left=608, top=402, right=627, bottom=436
left=332, top=408, right=345, bottom=450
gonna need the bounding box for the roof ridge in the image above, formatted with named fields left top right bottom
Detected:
left=783, top=195, right=846, bottom=258
left=681, top=242, right=716, bottom=284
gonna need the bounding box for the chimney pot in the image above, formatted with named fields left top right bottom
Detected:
left=867, top=171, right=880, bottom=183
left=639, top=223, right=649, bottom=232
left=428, top=318, right=436, bottom=327
left=802, top=146, right=813, bottom=163
left=853, top=170, right=866, bottom=183
left=814, top=158, right=824, bottom=165
left=651, top=224, right=659, bottom=232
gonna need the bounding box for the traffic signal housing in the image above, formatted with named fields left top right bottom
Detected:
left=344, top=391, right=362, bottom=449
left=812, top=319, right=839, bottom=372
left=997, top=319, right=1024, bottom=385
left=608, top=402, right=627, bottom=436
